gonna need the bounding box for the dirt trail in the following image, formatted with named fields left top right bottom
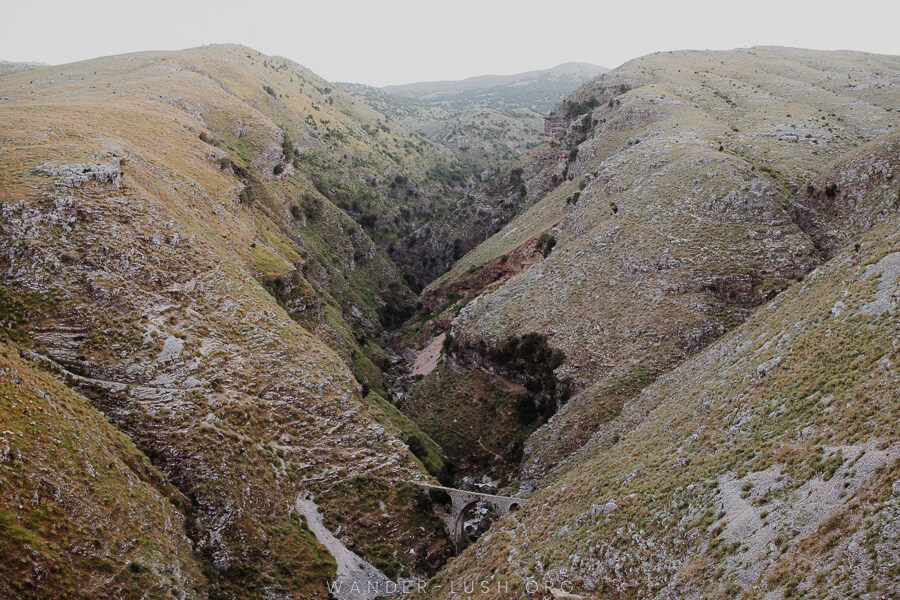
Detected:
left=411, top=333, right=444, bottom=377
left=296, top=493, right=404, bottom=600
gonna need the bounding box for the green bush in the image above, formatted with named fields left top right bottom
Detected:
left=516, top=394, right=539, bottom=425
left=428, top=488, right=452, bottom=506
left=537, top=233, right=557, bottom=257
left=405, top=434, right=427, bottom=459
left=0, top=288, right=28, bottom=341
left=282, top=135, right=295, bottom=160
left=378, top=293, right=414, bottom=330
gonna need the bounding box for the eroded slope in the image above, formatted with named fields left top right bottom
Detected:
left=423, top=147, right=900, bottom=600
left=414, top=47, right=900, bottom=482
left=0, top=338, right=209, bottom=599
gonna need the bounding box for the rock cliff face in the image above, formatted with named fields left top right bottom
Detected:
left=0, top=44, right=453, bottom=598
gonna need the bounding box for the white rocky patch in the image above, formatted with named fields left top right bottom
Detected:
left=33, top=161, right=121, bottom=188
left=858, top=251, right=900, bottom=316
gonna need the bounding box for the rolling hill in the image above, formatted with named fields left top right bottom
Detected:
left=0, top=43, right=459, bottom=598
left=404, top=47, right=900, bottom=598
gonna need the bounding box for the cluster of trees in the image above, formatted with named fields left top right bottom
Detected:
left=443, top=332, right=569, bottom=426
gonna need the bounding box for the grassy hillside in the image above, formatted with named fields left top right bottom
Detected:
left=0, top=44, right=454, bottom=597
left=411, top=47, right=900, bottom=484
left=2, top=42, right=898, bottom=600
left=0, top=336, right=209, bottom=599
left=424, top=193, right=900, bottom=599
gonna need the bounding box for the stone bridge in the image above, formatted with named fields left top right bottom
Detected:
left=413, top=482, right=524, bottom=554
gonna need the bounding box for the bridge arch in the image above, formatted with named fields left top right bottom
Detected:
left=414, top=482, right=525, bottom=554
left=453, top=500, right=480, bottom=554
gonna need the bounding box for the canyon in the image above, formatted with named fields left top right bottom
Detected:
left=1, top=44, right=898, bottom=600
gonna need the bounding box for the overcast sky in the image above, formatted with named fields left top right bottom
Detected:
left=2, top=0, right=899, bottom=87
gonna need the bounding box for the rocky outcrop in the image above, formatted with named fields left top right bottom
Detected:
left=34, top=160, right=122, bottom=188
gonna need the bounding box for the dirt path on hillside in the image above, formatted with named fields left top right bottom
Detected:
left=411, top=333, right=444, bottom=377
left=296, top=493, right=408, bottom=600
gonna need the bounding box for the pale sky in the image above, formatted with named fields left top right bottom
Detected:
left=2, top=0, right=899, bottom=87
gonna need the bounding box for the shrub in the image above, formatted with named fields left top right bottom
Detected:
left=406, top=434, right=427, bottom=459
left=428, top=488, right=452, bottom=506
left=358, top=214, right=378, bottom=229
left=273, top=164, right=284, bottom=175
left=0, top=289, right=28, bottom=341
left=378, top=292, right=414, bottom=330
left=537, top=233, right=557, bottom=257
left=516, top=394, right=539, bottom=425
left=301, top=193, right=320, bottom=219
left=564, top=96, right=598, bottom=118
left=126, top=561, right=149, bottom=574
left=282, top=135, right=295, bottom=160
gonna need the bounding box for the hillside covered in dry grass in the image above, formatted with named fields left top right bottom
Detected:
left=0, top=44, right=462, bottom=598
left=404, top=47, right=900, bottom=598
left=415, top=46, right=899, bottom=479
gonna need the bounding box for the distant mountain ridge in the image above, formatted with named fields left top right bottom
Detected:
left=341, top=62, right=607, bottom=176
left=382, top=62, right=608, bottom=112
left=0, top=60, right=47, bottom=73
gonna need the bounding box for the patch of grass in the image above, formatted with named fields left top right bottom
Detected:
left=204, top=513, right=335, bottom=599
left=365, top=390, right=448, bottom=482
left=400, top=368, right=534, bottom=482
left=250, top=245, right=292, bottom=276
